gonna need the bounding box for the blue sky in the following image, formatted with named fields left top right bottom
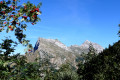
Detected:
left=0, top=0, right=120, bottom=54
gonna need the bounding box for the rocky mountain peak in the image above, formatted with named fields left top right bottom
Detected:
left=80, top=40, right=104, bottom=53
left=80, top=40, right=92, bottom=48
left=26, top=38, right=104, bottom=69
left=84, top=40, right=91, bottom=44
left=70, top=40, right=92, bottom=48
left=69, top=40, right=104, bottom=54
left=34, top=37, right=69, bottom=52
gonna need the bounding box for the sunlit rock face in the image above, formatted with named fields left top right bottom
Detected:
left=69, top=40, right=104, bottom=54
left=26, top=38, right=104, bottom=69
left=27, top=37, right=76, bottom=68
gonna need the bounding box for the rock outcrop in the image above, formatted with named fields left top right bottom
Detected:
left=25, top=38, right=104, bottom=69
left=69, top=40, right=104, bottom=54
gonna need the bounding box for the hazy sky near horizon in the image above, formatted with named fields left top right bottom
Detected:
left=0, top=0, right=120, bottom=54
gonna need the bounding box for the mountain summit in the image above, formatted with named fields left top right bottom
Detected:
left=69, top=40, right=104, bottom=54
left=80, top=40, right=104, bottom=53
left=84, top=40, right=91, bottom=44
left=34, top=38, right=70, bottom=52
left=26, top=37, right=104, bottom=68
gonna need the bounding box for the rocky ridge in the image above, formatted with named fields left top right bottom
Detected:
left=26, top=37, right=104, bottom=69
left=69, top=40, right=104, bottom=54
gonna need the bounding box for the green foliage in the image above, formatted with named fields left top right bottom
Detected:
left=45, top=63, right=79, bottom=80
left=77, top=43, right=98, bottom=80
left=0, top=0, right=42, bottom=52
left=0, top=38, right=42, bottom=80
left=56, top=64, right=78, bottom=80
left=0, top=0, right=42, bottom=79
left=1, top=0, right=120, bottom=80
left=118, top=24, right=120, bottom=37
left=77, top=40, right=120, bottom=80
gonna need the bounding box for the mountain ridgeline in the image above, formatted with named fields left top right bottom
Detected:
left=25, top=37, right=104, bottom=68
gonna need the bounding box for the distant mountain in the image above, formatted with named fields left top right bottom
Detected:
left=69, top=40, right=104, bottom=54
left=25, top=37, right=104, bottom=69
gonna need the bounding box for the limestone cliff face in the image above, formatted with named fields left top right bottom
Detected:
left=26, top=38, right=104, bottom=68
